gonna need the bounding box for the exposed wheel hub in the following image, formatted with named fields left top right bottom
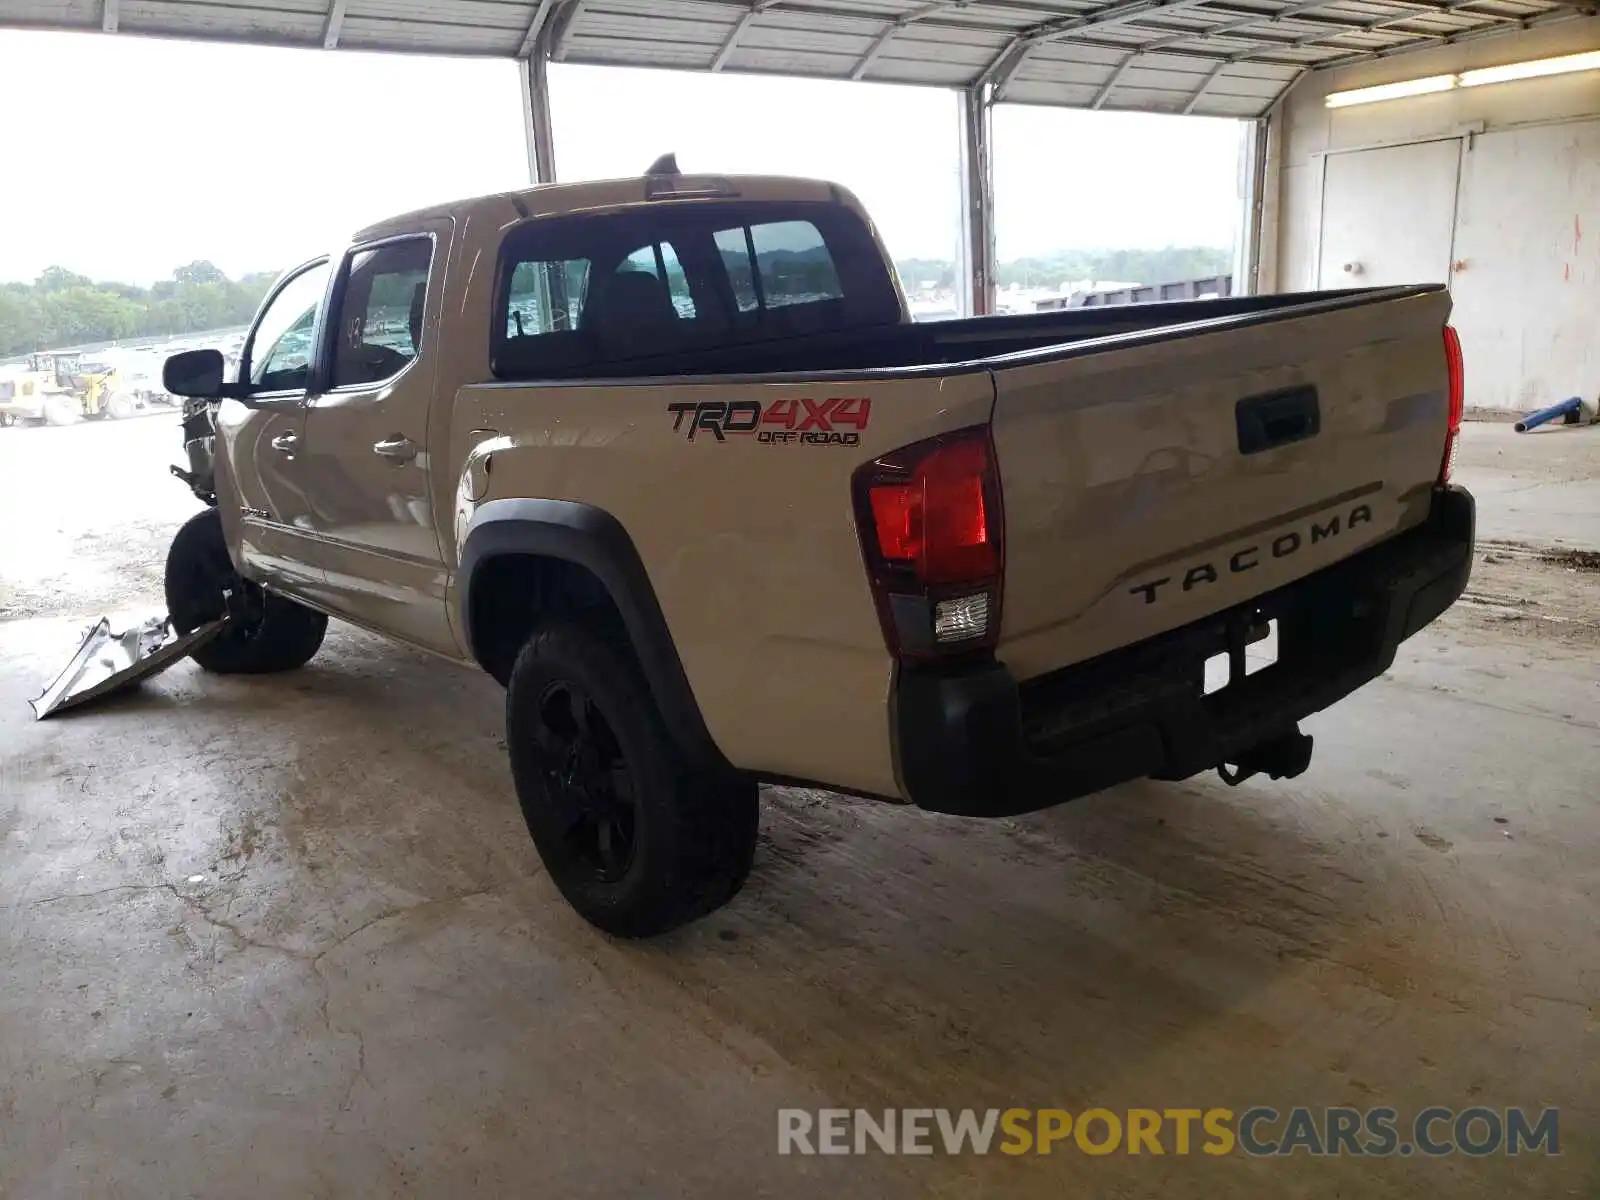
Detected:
left=184, top=542, right=266, bottom=641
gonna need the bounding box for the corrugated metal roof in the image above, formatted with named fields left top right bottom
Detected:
left=4, top=0, right=1591, bottom=116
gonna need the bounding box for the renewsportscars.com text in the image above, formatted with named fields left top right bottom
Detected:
left=777, top=1106, right=1559, bottom=1157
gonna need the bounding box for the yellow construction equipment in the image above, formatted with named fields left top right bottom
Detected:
left=0, top=352, right=138, bottom=426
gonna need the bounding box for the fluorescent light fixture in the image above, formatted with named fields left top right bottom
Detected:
left=1325, top=74, right=1457, bottom=108
left=1460, top=48, right=1600, bottom=87
left=1327, top=48, right=1600, bottom=108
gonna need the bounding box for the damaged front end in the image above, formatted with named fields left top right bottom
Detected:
left=168, top=396, right=220, bottom=504
left=31, top=399, right=227, bottom=719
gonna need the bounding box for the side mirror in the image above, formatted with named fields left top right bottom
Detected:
left=163, top=349, right=229, bottom=400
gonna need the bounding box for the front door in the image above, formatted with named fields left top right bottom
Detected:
left=217, top=259, right=331, bottom=600
left=295, top=227, right=457, bottom=655
left=1317, top=139, right=1461, bottom=288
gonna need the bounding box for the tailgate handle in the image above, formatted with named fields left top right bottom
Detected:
left=1236, top=385, right=1320, bottom=455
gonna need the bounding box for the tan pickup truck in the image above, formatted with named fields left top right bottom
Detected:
left=160, top=164, right=1474, bottom=936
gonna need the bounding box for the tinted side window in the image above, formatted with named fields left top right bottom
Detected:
left=332, top=238, right=432, bottom=388
left=497, top=227, right=713, bottom=371
left=246, top=262, right=330, bottom=392
left=738, top=220, right=844, bottom=310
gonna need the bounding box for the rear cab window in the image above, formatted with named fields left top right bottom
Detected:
left=492, top=201, right=900, bottom=380
left=714, top=220, right=844, bottom=313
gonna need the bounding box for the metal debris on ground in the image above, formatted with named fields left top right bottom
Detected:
left=29, top=614, right=227, bottom=719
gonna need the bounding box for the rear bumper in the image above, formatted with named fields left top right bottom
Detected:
left=893, top=485, right=1475, bottom=817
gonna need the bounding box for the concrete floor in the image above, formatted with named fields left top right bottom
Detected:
left=1, top=415, right=1596, bottom=1198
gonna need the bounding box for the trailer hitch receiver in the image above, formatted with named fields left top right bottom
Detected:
left=1217, top=728, right=1315, bottom=787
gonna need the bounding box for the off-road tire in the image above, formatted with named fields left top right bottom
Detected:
left=164, top=509, right=327, bottom=674
left=43, top=395, right=79, bottom=426
left=106, top=392, right=138, bottom=420
left=506, top=620, right=758, bottom=937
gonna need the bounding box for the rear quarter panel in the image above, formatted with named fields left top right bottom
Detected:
left=449, top=371, right=994, bottom=799
left=423, top=187, right=970, bottom=798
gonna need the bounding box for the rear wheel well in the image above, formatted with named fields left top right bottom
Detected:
left=468, top=554, right=631, bottom=686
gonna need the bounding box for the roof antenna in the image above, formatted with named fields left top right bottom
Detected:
left=645, top=152, right=680, bottom=176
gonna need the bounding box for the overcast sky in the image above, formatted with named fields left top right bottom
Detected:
left=0, top=28, right=1244, bottom=285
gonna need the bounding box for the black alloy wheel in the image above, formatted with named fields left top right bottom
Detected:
left=531, top=679, right=640, bottom=883
left=504, top=619, right=760, bottom=938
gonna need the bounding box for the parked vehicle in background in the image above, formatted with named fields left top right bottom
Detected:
left=76, top=357, right=146, bottom=419
left=158, top=164, right=1474, bottom=938
left=0, top=352, right=143, bottom=425
left=0, top=355, right=84, bottom=425
left=0, top=366, right=35, bottom=426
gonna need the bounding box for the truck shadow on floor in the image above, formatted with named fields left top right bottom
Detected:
left=294, top=635, right=1382, bottom=1111
left=16, top=625, right=1389, bottom=1117
left=663, top=770, right=1381, bottom=1112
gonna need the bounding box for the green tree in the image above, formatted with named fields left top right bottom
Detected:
left=173, top=260, right=227, bottom=286
left=35, top=266, right=93, bottom=294
left=0, top=264, right=277, bottom=357
left=35, top=287, right=142, bottom=344
left=0, top=288, right=42, bottom=355
left=894, top=257, right=957, bottom=291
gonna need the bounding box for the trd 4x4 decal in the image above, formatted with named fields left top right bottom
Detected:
left=667, top=398, right=871, bottom=445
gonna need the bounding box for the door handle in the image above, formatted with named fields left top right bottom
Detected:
left=1236, top=385, right=1320, bottom=455
left=373, top=434, right=418, bottom=464
left=270, top=432, right=298, bottom=454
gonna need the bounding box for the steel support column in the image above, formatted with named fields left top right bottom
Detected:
left=520, top=43, right=558, bottom=185
left=956, top=85, right=996, bottom=318
left=1231, top=117, right=1269, bottom=295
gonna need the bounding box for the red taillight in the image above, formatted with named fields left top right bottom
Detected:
left=867, top=437, right=997, bottom=583
left=1441, top=324, right=1465, bottom=483
left=853, top=427, right=1004, bottom=659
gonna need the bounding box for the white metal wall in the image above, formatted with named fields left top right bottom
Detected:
left=1264, top=22, right=1600, bottom=409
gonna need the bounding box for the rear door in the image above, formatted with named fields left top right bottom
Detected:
left=988, top=287, right=1454, bottom=681
left=296, top=224, right=456, bottom=655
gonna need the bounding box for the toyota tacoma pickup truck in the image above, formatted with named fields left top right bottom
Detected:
left=159, top=163, right=1474, bottom=937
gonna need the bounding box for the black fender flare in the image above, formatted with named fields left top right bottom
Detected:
left=458, top=498, right=725, bottom=771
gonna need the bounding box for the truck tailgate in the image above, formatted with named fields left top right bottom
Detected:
left=990, top=286, right=1454, bottom=682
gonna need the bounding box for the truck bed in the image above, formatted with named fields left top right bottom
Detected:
left=504, top=287, right=1405, bottom=381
